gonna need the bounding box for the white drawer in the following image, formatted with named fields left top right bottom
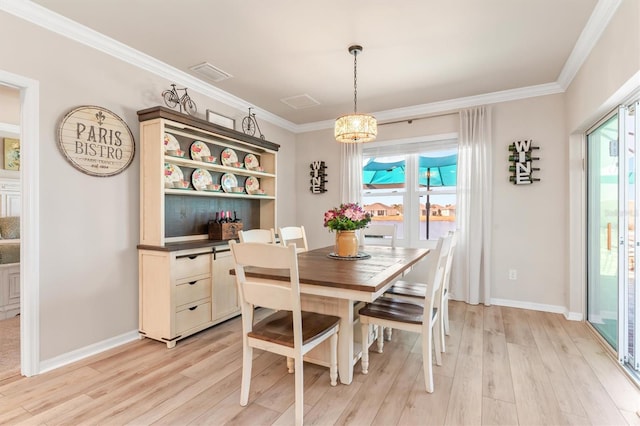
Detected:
left=174, top=253, right=211, bottom=280
left=176, top=278, right=211, bottom=307
left=176, top=301, right=212, bottom=334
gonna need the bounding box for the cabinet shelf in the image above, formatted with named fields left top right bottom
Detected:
left=164, top=156, right=275, bottom=179
left=139, top=106, right=279, bottom=246
left=165, top=188, right=275, bottom=199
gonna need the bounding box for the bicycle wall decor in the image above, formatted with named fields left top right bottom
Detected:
left=161, top=84, right=197, bottom=116
left=241, top=107, right=265, bottom=140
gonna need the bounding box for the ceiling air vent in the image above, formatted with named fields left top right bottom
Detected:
left=189, top=62, right=232, bottom=83
left=281, top=94, right=320, bottom=110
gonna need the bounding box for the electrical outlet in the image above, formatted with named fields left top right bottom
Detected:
left=508, top=269, right=517, bottom=280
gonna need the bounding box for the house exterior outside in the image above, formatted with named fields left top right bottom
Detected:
left=364, top=202, right=401, bottom=218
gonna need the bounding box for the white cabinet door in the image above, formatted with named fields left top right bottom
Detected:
left=0, top=179, right=20, bottom=217
left=5, top=192, right=20, bottom=217
left=212, top=249, right=240, bottom=321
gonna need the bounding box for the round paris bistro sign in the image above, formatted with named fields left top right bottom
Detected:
left=58, top=106, right=135, bottom=177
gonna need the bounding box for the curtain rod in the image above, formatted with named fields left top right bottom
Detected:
left=378, top=111, right=459, bottom=127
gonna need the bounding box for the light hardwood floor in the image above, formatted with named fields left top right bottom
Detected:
left=1, top=301, right=639, bottom=425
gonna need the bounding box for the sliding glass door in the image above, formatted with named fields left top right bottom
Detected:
left=587, top=101, right=639, bottom=371
left=587, top=113, right=620, bottom=348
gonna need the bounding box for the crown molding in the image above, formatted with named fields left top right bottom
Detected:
left=1, top=0, right=619, bottom=135
left=557, top=0, right=623, bottom=89
left=297, top=82, right=565, bottom=133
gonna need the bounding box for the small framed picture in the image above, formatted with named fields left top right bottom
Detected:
left=206, top=110, right=235, bottom=130
left=3, top=138, right=20, bottom=171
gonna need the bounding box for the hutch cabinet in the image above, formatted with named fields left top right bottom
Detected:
left=137, top=106, right=279, bottom=347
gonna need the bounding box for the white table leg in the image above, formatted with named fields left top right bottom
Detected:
left=336, top=299, right=354, bottom=384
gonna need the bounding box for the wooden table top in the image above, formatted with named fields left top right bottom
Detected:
left=241, top=245, right=429, bottom=294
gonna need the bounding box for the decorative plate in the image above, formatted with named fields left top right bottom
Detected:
left=221, top=173, right=238, bottom=193
left=191, top=168, right=213, bottom=191
left=244, top=153, right=260, bottom=170
left=190, top=141, right=211, bottom=161
left=245, top=176, right=259, bottom=193
left=164, top=162, right=184, bottom=184
left=221, top=147, right=238, bottom=166
left=164, top=133, right=180, bottom=153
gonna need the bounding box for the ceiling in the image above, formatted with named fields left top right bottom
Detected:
left=31, top=0, right=600, bottom=126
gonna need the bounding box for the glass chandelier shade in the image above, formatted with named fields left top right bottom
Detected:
left=335, top=45, right=377, bottom=143
left=334, top=113, right=377, bottom=143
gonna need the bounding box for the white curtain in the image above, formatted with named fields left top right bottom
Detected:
left=454, top=106, right=492, bottom=305
left=340, top=143, right=363, bottom=204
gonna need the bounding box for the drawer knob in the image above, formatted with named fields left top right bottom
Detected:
left=188, top=281, right=197, bottom=285
left=188, top=255, right=198, bottom=260
left=189, top=306, right=198, bottom=311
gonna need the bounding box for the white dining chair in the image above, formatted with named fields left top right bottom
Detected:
left=362, top=223, right=397, bottom=247
left=278, top=226, right=309, bottom=252
left=360, top=263, right=445, bottom=393
left=229, top=240, right=340, bottom=426
left=238, top=228, right=276, bottom=244
left=385, top=233, right=454, bottom=352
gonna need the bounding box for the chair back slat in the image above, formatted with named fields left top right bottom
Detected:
left=242, top=279, right=297, bottom=312
left=230, top=241, right=301, bottom=314
left=238, top=228, right=276, bottom=244
left=279, top=226, right=309, bottom=252
left=409, top=233, right=450, bottom=285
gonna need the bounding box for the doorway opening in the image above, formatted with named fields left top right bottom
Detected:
left=0, top=69, right=40, bottom=377
left=0, top=83, right=21, bottom=379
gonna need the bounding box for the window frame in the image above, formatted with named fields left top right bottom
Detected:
left=362, top=134, right=458, bottom=247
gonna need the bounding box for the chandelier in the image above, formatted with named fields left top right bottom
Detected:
left=334, top=45, right=377, bottom=143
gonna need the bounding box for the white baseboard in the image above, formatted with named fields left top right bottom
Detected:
left=490, top=298, right=583, bottom=321
left=565, top=311, right=584, bottom=321
left=38, top=330, right=139, bottom=374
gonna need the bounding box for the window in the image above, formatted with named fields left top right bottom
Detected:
left=362, top=138, right=457, bottom=246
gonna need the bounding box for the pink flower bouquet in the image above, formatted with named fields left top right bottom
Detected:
left=323, top=202, right=371, bottom=231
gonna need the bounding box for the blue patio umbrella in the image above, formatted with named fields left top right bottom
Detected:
left=363, top=158, right=406, bottom=188
left=363, top=154, right=457, bottom=187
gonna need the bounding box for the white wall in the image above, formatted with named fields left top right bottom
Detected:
left=0, top=11, right=296, bottom=363
left=0, top=85, right=20, bottom=125
left=491, top=95, right=566, bottom=308
left=294, top=128, right=341, bottom=249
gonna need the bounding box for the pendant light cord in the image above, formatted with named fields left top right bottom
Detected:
left=353, top=51, right=358, bottom=114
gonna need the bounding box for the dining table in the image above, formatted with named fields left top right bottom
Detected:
left=238, top=245, right=429, bottom=384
